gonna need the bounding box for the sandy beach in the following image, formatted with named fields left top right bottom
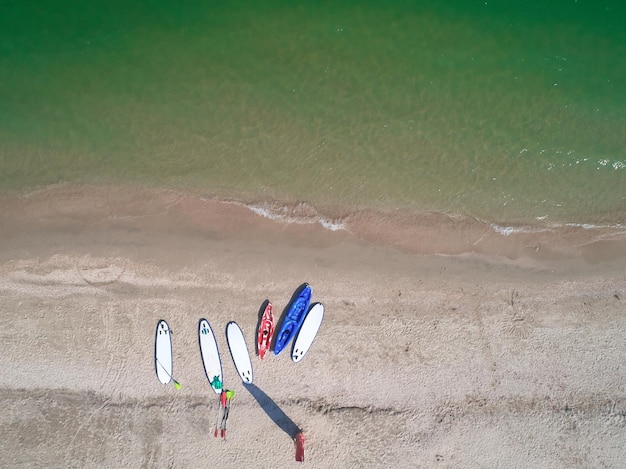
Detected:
left=1, top=185, right=625, bottom=468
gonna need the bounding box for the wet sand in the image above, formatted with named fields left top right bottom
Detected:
left=1, top=185, right=625, bottom=468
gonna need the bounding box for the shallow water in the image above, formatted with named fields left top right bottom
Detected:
left=1, top=0, right=624, bottom=225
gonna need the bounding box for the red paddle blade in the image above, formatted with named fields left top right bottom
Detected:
left=295, top=432, right=305, bottom=462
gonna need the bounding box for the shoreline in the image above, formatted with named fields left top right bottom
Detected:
left=2, top=184, right=625, bottom=268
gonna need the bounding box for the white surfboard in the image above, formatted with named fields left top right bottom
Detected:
left=155, top=319, right=173, bottom=384
left=199, top=319, right=223, bottom=394
left=291, top=302, right=324, bottom=363
left=226, top=321, right=253, bottom=384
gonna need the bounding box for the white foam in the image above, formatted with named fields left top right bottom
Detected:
left=244, top=201, right=347, bottom=232
left=490, top=224, right=536, bottom=236
left=565, top=222, right=626, bottom=231
left=247, top=204, right=281, bottom=221
left=319, top=218, right=346, bottom=232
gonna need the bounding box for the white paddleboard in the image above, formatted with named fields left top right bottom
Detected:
left=291, top=302, right=324, bottom=363
left=155, top=319, right=173, bottom=384
left=226, top=321, right=253, bottom=384
left=199, top=319, right=223, bottom=394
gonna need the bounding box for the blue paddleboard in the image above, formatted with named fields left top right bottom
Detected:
left=273, top=284, right=312, bottom=355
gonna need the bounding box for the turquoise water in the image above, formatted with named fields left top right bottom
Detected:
left=1, top=0, right=625, bottom=224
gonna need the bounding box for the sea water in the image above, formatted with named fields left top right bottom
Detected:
left=1, top=0, right=625, bottom=228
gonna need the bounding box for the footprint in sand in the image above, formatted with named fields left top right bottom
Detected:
left=76, top=257, right=126, bottom=286
left=504, top=289, right=535, bottom=339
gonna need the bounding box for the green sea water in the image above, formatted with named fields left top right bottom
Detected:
left=1, top=0, right=625, bottom=224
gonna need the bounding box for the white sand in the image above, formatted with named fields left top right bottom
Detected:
left=1, top=185, right=625, bottom=468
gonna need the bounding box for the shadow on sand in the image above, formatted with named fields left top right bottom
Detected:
left=244, top=383, right=301, bottom=439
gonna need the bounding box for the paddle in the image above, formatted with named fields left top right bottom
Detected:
left=214, top=390, right=235, bottom=438
left=156, top=358, right=182, bottom=390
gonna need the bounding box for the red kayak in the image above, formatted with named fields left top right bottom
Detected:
left=295, top=432, right=305, bottom=462
left=257, top=301, right=274, bottom=360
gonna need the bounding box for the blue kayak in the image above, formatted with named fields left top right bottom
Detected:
left=273, top=284, right=312, bottom=355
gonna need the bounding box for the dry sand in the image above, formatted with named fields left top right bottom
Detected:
left=1, top=185, right=625, bottom=468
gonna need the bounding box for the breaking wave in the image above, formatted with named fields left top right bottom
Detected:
left=240, top=200, right=347, bottom=232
